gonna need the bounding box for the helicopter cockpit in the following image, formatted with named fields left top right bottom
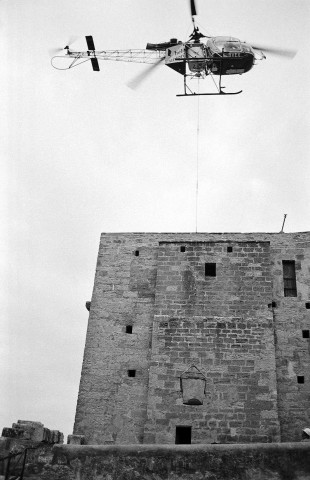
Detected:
left=208, top=37, right=242, bottom=54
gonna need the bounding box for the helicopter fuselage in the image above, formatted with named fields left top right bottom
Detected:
left=165, top=36, right=255, bottom=76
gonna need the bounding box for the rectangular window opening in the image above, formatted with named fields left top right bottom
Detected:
left=205, top=263, right=216, bottom=277
left=175, top=426, right=192, bottom=444
left=227, top=246, right=233, bottom=253
left=306, top=302, right=310, bottom=309
left=282, top=260, right=297, bottom=297
left=180, top=246, right=186, bottom=252
left=297, top=375, right=304, bottom=384
left=128, top=369, right=136, bottom=377
left=134, top=250, right=139, bottom=257
left=302, top=330, right=310, bottom=339
left=126, top=325, right=133, bottom=334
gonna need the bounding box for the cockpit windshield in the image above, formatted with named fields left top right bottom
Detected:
left=213, top=36, right=241, bottom=52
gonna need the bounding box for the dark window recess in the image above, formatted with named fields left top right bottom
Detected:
left=227, top=246, right=233, bottom=253
left=134, top=250, right=139, bottom=257
left=180, top=246, right=186, bottom=252
left=267, top=301, right=276, bottom=309
left=297, top=376, right=304, bottom=384
left=128, top=370, right=136, bottom=377
left=175, top=426, right=192, bottom=444
left=205, top=263, right=216, bottom=277
left=126, top=325, right=133, bottom=334
left=306, top=302, right=310, bottom=309
left=282, top=260, right=297, bottom=297
left=302, top=330, right=310, bottom=339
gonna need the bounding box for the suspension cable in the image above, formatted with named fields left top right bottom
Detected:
left=195, top=78, right=200, bottom=233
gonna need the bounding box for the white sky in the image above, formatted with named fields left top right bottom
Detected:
left=1, top=0, right=309, bottom=441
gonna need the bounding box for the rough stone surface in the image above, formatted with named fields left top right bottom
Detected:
left=0, top=422, right=64, bottom=479
left=67, top=435, right=85, bottom=445
left=74, top=232, right=310, bottom=445
left=24, top=443, right=310, bottom=480
left=1, top=421, right=63, bottom=444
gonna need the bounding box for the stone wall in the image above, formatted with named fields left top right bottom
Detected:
left=144, top=240, right=279, bottom=444
left=31, top=443, right=310, bottom=480
left=74, top=236, right=159, bottom=444
left=73, top=232, right=310, bottom=444
left=269, top=234, right=310, bottom=441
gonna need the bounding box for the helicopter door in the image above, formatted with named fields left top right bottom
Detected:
left=186, top=44, right=206, bottom=74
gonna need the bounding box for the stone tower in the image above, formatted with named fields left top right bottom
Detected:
left=73, top=232, right=310, bottom=445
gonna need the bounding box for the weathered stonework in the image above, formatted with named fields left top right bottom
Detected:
left=74, top=232, right=310, bottom=445
left=0, top=420, right=63, bottom=479
left=1, top=420, right=63, bottom=444
left=41, top=443, right=310, bottom=480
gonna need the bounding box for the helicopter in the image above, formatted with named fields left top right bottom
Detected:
left=51, top=0, right=296, bottom=96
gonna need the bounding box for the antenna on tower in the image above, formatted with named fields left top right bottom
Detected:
left=280, top=214, right=287, bottom=233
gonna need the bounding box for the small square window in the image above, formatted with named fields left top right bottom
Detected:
left=205, top=263, right=216, bottom=277
left=128, top=370, right=136, bottom=377
left=126, top=325, right=133, bottom=334
left=302, top=330, right=309, bottom=339
left=134, top=250, right=139, bottom=257
left=227, top=246, right=233, bottom=253
left=180, top=246, right=186, bottom=252
left=297, top=376, right=304, bottom=384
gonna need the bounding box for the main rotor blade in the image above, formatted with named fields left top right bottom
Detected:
left=127, top=56, right=165, bottom=90
left=190, top=0, right=197, bottom=17
left=86, top=35, right=96, bottom=51
left=91, top=58, right=100, bottom=71
left=252, top=44, right=297, bottom=58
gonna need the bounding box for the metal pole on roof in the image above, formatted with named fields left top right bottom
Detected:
left=280, top=214, right=287, bottom=233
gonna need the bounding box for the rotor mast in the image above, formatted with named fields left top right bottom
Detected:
left=189, top=0, right=205, bottom=43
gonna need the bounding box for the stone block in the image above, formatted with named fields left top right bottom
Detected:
left=1, top=421, right=63, bottom=445
left=67, top=434, right=85, bottom=445
left=7, top=421, right=45, bottom=441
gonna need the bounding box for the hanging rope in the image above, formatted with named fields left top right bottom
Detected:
left=195, top=79, right=200, bottom=233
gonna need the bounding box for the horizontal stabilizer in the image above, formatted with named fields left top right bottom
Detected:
left=86, top=35, right=96, bottom=51
left=91, top=58, right=100, bottom=71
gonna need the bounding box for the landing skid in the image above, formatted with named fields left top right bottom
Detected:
left=177, top=70, right=242, bottom=97
left=177, top=91, right=242, bottom=96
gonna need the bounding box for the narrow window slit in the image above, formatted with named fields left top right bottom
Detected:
left=126, top=325, right=133, bottom=334
left=134, top=250, right=139, bottom=257
left=282, top=260, right=297, bottom=297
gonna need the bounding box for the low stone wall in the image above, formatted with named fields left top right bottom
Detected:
left=41, top=443, right=310, bottom=480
